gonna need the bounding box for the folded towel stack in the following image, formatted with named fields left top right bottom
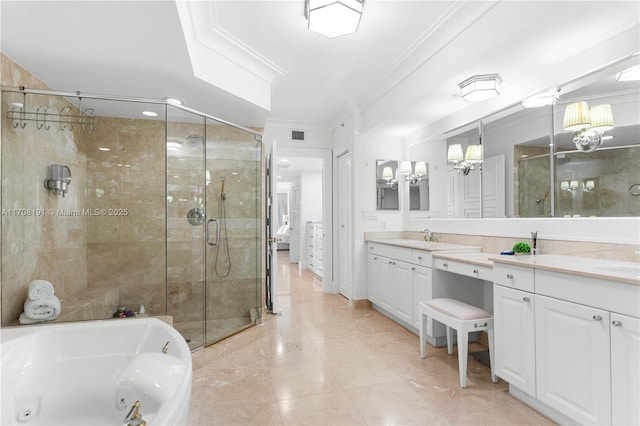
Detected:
left=19, top=280, right=61, bottom=325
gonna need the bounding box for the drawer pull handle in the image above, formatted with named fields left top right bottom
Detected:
left=443, top=263, right=448, bottom=268
left=418, top=256, right=423, bottom=260
left=412, top=267, right=415, bottom=271
left=389, top=261, right=393, bottom=264
left=593, top=315, right=603, bottom=321
left=474, top=322, right=488, bottom=328
left=612, top=320, right=622, bottom=327
left=506, top=274, right=514, bottom=279
left=522, top=297, right=530, bottom=302
left=473, top=269, right=479, bottom=274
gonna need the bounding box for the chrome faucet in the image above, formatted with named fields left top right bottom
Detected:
left=420, top=228, right=437, bottom=242
left=123, top=401, right=146, bottom=426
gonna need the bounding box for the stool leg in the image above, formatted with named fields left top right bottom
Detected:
left=420, top=312, right=426, bottom=359
left=446, top=326, right=453, bottom=355
left=457, top=330, right=469, bottom=388
left=488, top=328, right=498, bottom=383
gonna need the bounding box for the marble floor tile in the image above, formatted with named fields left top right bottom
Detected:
left=187, top=252, right=556, bottom=425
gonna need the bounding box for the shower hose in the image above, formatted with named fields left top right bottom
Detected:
left=215, top=180, right=231, bottom=278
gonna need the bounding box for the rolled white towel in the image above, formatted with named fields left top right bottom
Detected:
left=28, top=280, right=55, bottom=300
left=21, top=295, right=61, bottom=323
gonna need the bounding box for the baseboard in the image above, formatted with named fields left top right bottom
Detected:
left=509, top=385, right=577, bottom=425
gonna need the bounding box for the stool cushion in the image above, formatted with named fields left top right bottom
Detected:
left=423, top=298, right=491, bottom=321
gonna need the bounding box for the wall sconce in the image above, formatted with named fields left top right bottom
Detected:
left=563, top=102, right=614, bottom=152
left=399, top=161, right=427, bottom=185
left=381, top=166, right=397, bottom=189
left=560, top=180, right=579, bottom=193
left=458, top=74, right=502, bottom=102
left=44, top=164, right=71, bottom=197
left=305, top=0, right=364, bottom=38
left=448, top=144, right=482, bottom=175
left=583, top=180, right=595, bottom=193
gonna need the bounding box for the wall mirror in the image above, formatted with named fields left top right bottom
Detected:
left=400, top=161, right=430, bottom=211
left=451, top=57, right=639, bottom=218
left=444, top=125, right=484, bottom=218
left=376, top=159, right=399, bottom=210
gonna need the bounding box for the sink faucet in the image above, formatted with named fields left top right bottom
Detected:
left=420, top=228, right=437, bottom=242
left=123, top=401, right=146, bottom=426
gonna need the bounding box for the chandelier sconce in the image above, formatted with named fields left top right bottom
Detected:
left=448, top=144, right=482, bottom=175
left=399, top=161, right=427, bottom=185
left=563, top=102, right=614, bottom=153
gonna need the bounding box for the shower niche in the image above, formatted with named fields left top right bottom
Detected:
left=1, top=87, right=262, bottom=350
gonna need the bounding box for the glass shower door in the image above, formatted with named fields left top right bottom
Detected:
left=204, top=118, right=262, bottom=346
left=166, top=107, right=207, bottom=350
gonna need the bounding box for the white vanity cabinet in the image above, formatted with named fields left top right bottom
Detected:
left=493, top=283, right=536, bottom=397
left=492, top=258, right=640, bottom=426
left=535, top=294, right=611, bottom=425
left=611, top=313, right=640, bottom=426
left=366, top=243, right=417, bottom=326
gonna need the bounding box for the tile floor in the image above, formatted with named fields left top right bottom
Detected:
left=187, top=252, right=555, bottom=425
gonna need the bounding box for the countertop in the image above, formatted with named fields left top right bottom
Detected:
left=366, top=238, right=480, bottom=252
left=367, top=237, right=640, bottom=285
left=490, top=254, right=640, bottom=285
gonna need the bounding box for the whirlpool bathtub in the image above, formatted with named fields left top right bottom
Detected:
left=1, top=318, right=192, bottom=425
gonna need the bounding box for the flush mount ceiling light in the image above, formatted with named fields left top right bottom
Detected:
left=563, top=102, right=614, bottom=152
left=305, top=0, right=364, bottom=38
left=459, top=74, right=502, bottom=102
left=616, top=65, right=640, bottom=81
left=163, top=97, right=184, bottom=106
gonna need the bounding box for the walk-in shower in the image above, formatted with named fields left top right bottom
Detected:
left=1, top=86, right=262, bottom=350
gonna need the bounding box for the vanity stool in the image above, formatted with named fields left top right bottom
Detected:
left=419, top=298, right=497, bottom=388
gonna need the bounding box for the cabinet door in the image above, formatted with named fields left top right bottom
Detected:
left=412, top=265, right=432, bottom=329
left=611, top=312, right=640, bottom=426
left=493, top=285, right=536, bottom=397
left=535, top=295, right=611, bottom=425
left=393, top=260, right=413, bottom=324
left=367, top=254, right=379, bottom=303
left=377, top=257, right=393, bottom=311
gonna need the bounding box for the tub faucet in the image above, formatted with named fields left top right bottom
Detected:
left=421, top=228, right=437, bottom=242
left=123, top=401, right=146, bottom=426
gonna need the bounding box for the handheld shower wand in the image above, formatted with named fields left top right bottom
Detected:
left=220, top=177, right=227, bottom=200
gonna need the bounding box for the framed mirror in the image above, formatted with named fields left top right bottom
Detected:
left=376, top=159, right=399, bottom=210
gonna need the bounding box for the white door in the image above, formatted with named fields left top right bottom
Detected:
left=611, top=312, right=640, bottom=425
left=535, top=294, right=611, bottom=425
left=493, top=285, right=536, bottom=397
left=289, top=185, right=301, bottom=263
left=337, top=151, right=352, bottom=298
left=265, top=143, right=279, bottom=313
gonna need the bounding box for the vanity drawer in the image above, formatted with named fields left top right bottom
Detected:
left=493, top=263, right=535, bottom=292
left=435, top=258, right=492, bottom=281
left=378, top=244, right=413, bottom=263
left=412, top=251, right=432, bottom=267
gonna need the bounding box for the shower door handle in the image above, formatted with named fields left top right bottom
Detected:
left=207, top=218, right=220, bottom=246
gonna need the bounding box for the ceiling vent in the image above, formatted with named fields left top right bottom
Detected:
left=291, top=130, right=305, bottom=142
